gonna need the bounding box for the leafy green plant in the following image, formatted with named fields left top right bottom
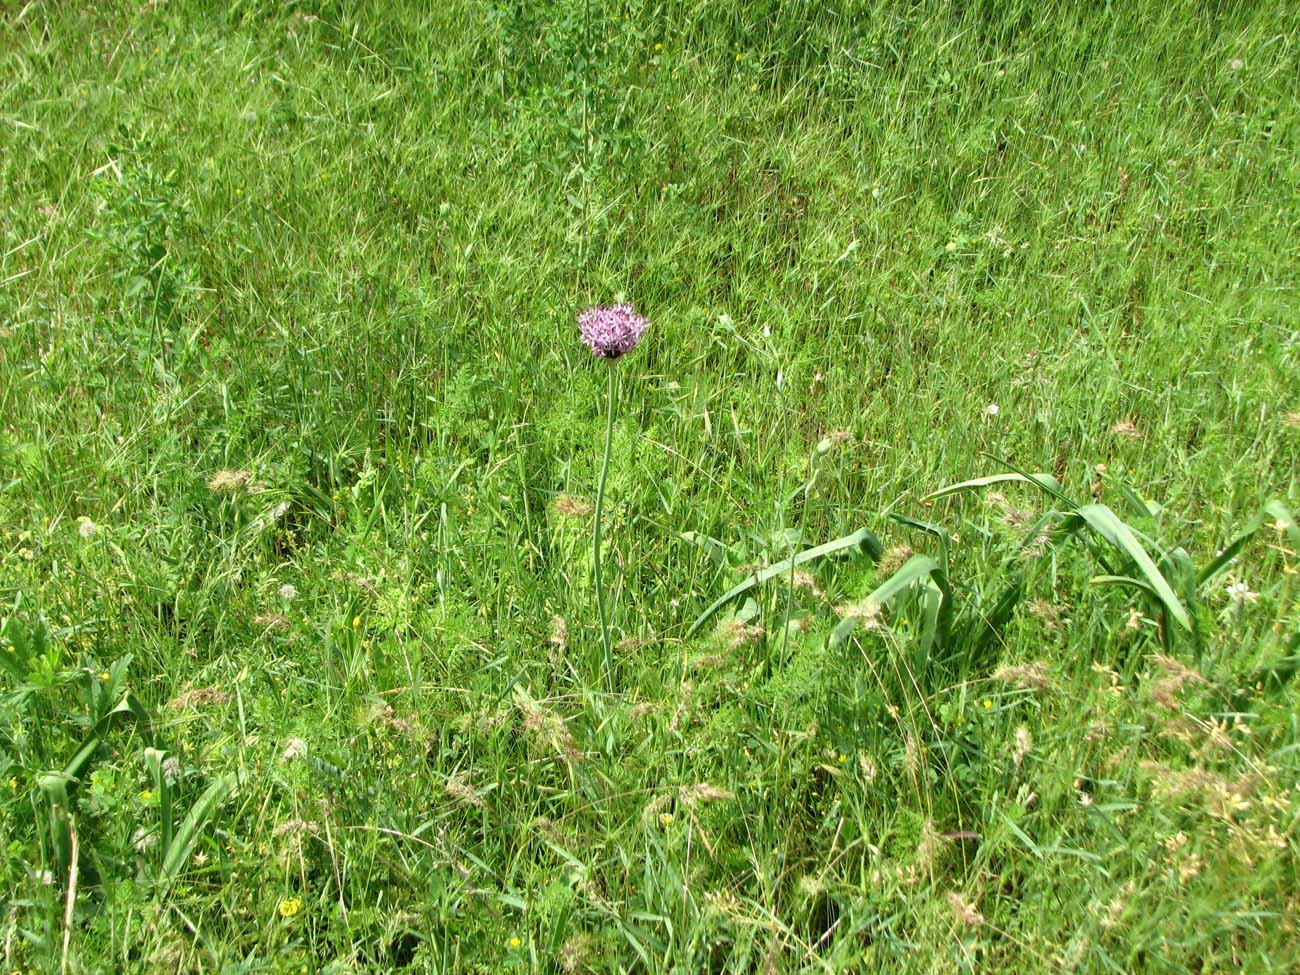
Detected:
left=831, top=466, right=1297, bottom=669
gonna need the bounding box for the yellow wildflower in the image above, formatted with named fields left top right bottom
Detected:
left=279, top=897, right=303, bottom=918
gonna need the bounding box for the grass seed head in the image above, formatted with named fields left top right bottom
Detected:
left=552, top=495, right=594, bottom=519
left=167, top=686, right=231, bottom=710
left=791, top=569, right=824, bottom=598
left=720, top=620, right=764, bottom=649
left=549, top=614, right=567, bottom=652
left=947, top=891, right=985, bottom=927
left=993, top=661, right=1053, bottom=693
left=445, top=771, right=486, bottom=808
left=1013, top=725, right=1033, bottom=767
left=877, top=544, right=914, bottom=575
left=558, top=934, right=595, bottom=973
left=679, top=782, right=733, bottom=806
left=520, top=702, right=580, bottom=760
left=207, top=469, right=262, bottom=493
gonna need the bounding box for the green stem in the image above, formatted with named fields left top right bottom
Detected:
left=594, top=364, right=617, bottom=691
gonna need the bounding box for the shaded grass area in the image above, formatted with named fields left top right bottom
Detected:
left=1, top=1, right=1298, bottom=971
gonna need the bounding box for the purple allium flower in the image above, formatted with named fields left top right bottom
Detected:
left=578, top=304, right=650, bottom=360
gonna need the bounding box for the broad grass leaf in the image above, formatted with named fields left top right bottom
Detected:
left=686, top=525, right=882, bottom=637
left=1198, top=500, right=1298, bottom=586
left=829, top=554, right=941, bottom=650
left=1076, top=504, right=1190, bottom=631
left=157, top=773, right=237, bottom=901
left=921, top=471, right=1061, bottom=503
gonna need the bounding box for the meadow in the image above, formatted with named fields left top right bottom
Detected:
left=1, top=1, right=1299, bottom=971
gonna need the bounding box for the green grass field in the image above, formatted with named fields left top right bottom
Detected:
left=2, top=1, right=1299, bottom=971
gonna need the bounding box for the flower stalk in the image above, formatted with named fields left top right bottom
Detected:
left=578, top=302, right=649, bottom=692
left=593, top=364, right=617, bottom=690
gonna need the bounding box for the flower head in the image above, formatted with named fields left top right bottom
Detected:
left=578, top=304, right=650, bottom=360
left=1226, top=580, right=1257, bottom=605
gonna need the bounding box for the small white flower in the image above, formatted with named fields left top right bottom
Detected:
left=256, top=501, right=292, bottom=532
left=1229, top=58, right=1244, bottom=71
left=278, top=583, right=297, bottom=601
left=78, top=518, right=98, bottom=538
left=281, top=737, right=308, bottom=762
left=1225, top=581, right=1257, bottom=605
left=985, top=403, right=1000, bottom=417
left=1078, top=792, right=1093, bottom=808
left=162, top=756, right=183, bottom=784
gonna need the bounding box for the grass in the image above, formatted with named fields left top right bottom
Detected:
left=1, top=0, right=1298, bottom=971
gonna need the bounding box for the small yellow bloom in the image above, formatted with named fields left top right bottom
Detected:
left=235, top=187, right=242, bottom=195
left=659, top=812, right=674, bottom=826
left=100, top=672, right=111, bottom=681
left=654, top=42, right=662, bottom=51
left=508, top=936, right=522, bottom=949
left=8, top=776, right=17, bottom=790
left=139, top=790, right=154, bottom=803
left=279, top=897, right=303, bottom=918
left=837, top=753, right=847, bottom=764
left=352, top=616, right=361, bottom=629
left=982, top=699, right=993, bottom=709
left=735, top=52, right=743, bottom=61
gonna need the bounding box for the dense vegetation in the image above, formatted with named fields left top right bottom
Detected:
left=2, top=1, right=1297, bottom=971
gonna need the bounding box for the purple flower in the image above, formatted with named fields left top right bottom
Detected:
left=578, top=304, right=650, bottom=360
